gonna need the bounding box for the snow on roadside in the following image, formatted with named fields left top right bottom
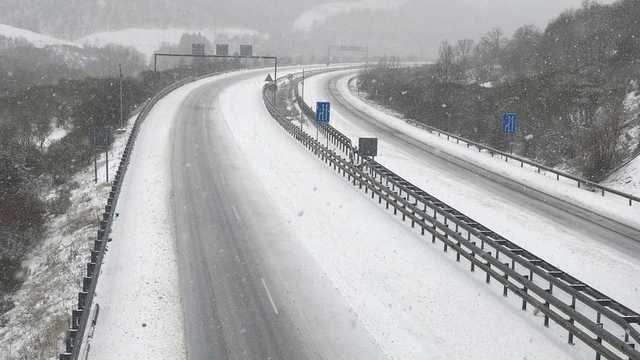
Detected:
left=333, top=70, right=640, bottom=229
left=0, top=24, right=79, bottom=48
left=0, top=115, right=134, bottom=359
left=43, top=127, right=69, bottom=149
left=303, top=70, right=640, bottom=313
left=603, top=155, right=640, bottom=198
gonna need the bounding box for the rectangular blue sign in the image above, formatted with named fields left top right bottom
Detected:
left=502, top=112, right=517, bottom=134
left=316, top=102, right=331, bottom=123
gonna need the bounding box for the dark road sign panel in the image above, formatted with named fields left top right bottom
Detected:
left=192, top=43, right=205, bottom=56
left=240, top=45, right=253, bottom=57
left=316, top=102, right=330, bottom=123
left=216, top=44, right=229, bottom=56
left=337, top=45, right=367, bottom=52
left=91, top=127, right=113, bottom=147
left=359, top=137, right=378, bottom=157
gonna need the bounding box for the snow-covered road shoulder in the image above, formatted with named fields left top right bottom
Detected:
left=332, top=70, right=640, bottom=230
left=86, top=76, right=231, bottom=360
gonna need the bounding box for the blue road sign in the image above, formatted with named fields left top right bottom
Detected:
left=316, top=102, right=331, bottom=123
left=502, top=112, right=517, bottom=134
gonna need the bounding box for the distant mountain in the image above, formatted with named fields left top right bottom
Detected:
left=0, top=0, right=320, bottom=39
left=0, top=0, right=615, bottom=58
left=0, top=24, right=78, bottom=48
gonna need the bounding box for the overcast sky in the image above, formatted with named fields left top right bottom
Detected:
left=0, top=0, right=620, bottom=57
left=286, top=0, right=619, bottom=57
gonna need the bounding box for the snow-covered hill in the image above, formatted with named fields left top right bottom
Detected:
left=0, top=24, right=78, bottom=48
left=77, top=27, right=266, bottom=60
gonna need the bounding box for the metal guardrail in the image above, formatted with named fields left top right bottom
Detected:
left=58, top=74, right=216, bottom=360
left=343, top=77, right=640, bottom=207
left=265, top=74, right=640, bottom=360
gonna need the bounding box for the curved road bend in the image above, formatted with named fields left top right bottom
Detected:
left=309, top=70, right=640, bottom=309
left=324, top=70, right=640, bottom=251
left=170, top=69, right=385, bottom=360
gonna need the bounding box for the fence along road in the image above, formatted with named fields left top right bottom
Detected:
left=265, top=72, right=640, bottom=360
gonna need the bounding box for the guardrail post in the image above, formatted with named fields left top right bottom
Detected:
left=568, top=296, right=576, bottom=344
left=544, top=284, right=553, bottom=327
left=502, top=262, right=510, bottom=297
left=82, top=276, right=92, bottom=292
left=470, top=242, right=476, bottom=271
left=78, top=291, right=88, bottom=310
left=485, top=256, right=492, bottom=284
left=522, top=275, right=529, bottom=311
left=595, top=321, right=603, bottom=360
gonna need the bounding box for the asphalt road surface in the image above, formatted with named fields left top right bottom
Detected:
left=169, top=69, right=386, bottom=360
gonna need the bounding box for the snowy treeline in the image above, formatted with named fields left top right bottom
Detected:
left=360, top=0, right=640, bottom=179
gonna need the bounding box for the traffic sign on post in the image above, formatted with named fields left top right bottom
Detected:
left=90, top=127, right=113, bottom=148
left=316, top=102, right=330, bottom=123
left=192, top=43, right=205, bottom=56
left=502, top=112, right=517, bottom=134
left=240, top=45, right=253, bottom=57
left=359, top=137, right=378, bottom=158
left=216, top=44, right=229, bottom=56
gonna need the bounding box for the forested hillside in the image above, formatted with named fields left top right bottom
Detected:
left=0, top=62, right=240, bottom=315
left=359, top=0, right=640, bottom=180
left=0, top=36, right=146, bottom=96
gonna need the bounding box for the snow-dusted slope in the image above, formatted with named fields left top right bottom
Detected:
left=304, top=70, right=640, bottom=312
left=0, top=24, right=78, bottom=48
left=603, top=154, right=640, bottom=197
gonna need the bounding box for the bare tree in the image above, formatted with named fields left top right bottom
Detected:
left=435, top=41, right=457, bottom=83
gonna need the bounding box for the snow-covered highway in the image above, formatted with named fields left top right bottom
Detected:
left=304, top=69, right=640, bottom=315
left=83, top=66, right=630, bottom=360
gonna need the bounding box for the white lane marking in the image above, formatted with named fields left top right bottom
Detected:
left=231, top=205, right=241, bottom=221
left=261, top=278, right=279, bottom=315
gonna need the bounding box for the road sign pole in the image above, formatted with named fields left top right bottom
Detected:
left=119, top=64, right=124, bottom=129
left=300, top=68, right=305, bottom=132
left=273, top=57, right=278, bottom=105
left=94, top=148, right=98, bottom=184
left=105, top=149, right=109, bottom=182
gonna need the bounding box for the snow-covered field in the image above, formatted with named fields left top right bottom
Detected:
left=0, top=24, right=78, bottom=48
left=303, top=70, right=640, bottom=314
left=0, top=115, right=134, bottom=359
